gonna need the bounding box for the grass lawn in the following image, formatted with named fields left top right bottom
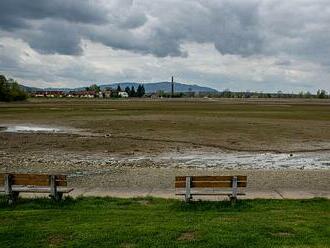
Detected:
left=0, top=197, right=329, bottom=247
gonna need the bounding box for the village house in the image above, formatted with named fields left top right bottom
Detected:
left=33, top=91, right=46, bottom=97
left=118, top=91, right=129, bottom=98
left=103, top=88, right=112, bottom=98
left=69, top=90, right=96, bottom=98
left=32, top=91, right=65, bottom=98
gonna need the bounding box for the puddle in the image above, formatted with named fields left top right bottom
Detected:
left=151, top=151, right=330, bottom=170
left=2, top=125, right=62, bottom=133
left=0, top=124, right=102, bottom=136
left=100, top=150, right=330, bottom=170
left=64, top=150, right=330, bottom=171
left=1, top=124, right=329, bottom=170
left=64, top=149, right=330, bottom=177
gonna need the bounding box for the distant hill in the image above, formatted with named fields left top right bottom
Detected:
left=21, top=82, right=218, bottom=93
left=19, top=84, right=42, bottom=92
left=99, top=82, right=217, bottom=93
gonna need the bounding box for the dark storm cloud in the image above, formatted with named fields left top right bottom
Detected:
left=0, top=0, right=330, bottom=92
left=0, top=0, right=264, bottom=57
left=0, top=0, right=108, bottom=54
left=0, top=0, right=107, bottom=30
left=23, top=21, right=83, bottom=55
left=1, top=0, right=329, bottom=61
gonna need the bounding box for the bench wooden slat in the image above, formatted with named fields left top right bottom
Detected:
left=175, top=181, right=247, bottom=188
left=0, top=174, right=67, bottom=186
left=0, top=174, right=66, bottom=180
left=175, top=176, right=247, bottom=182
left=12, top=179, right=67, bottom=187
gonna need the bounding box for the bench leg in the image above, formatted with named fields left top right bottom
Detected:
left=185, top=194, right=191, bottom=203
left=4, top=174, right=19, bottom=204
left=7, top=192, right=19, bottom=205
left=230, top=196, right=237, bottom=206
left=185, top=176, right=192, bottom=203
left=57, top=192, right=63, bottom=201
left=230, top=176, right=238, bottom=206
left=49, top=175, right=63, bottom=201
left=49, top=192, right=63, bottom=201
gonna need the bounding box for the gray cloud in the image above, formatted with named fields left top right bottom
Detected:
left=20, top=21, right=83, bottom=55
left=1, top=0, right=329, bottom=61
left=0, top=0, right=107, bottom=29
left=0, top=0, right=265, bottom=57
left=0, top=0, right=107, bottom=54
left=0, top=0, right=330, bottom=91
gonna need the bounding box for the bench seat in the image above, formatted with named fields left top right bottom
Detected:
left=175, top=175, right=247, bottom=203
left=0, top=173, right=73, bottom=203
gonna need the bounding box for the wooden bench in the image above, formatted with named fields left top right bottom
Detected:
left=175, top=176, right=247, bottom=203
left=0, top=173, right=74, bottom=203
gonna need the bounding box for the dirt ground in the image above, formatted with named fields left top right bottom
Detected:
left=0, top=98, right=330, bottom=198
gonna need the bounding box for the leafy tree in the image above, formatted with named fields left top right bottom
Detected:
left=222, top=89, right=232, bottom=98
left=117, top=85, right=122, bottom=92
left=317, top=89, right=327, bottom=99
left=125, top=86, right=130, bottom=94
left=130, top=86, right=136, bottom=97
left=136, top=84, right=145, bottom=97
left=304, top=91, right=312, bottom=98
left=0, top=75, right=27, bottom=102
left=10, top=82, right=27, bottom=101
left=0, top=75, right=10, bottom=101
left=86, top=84, right=100, bottom=92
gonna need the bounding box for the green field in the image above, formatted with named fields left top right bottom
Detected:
left=0, top=196, right=329, bottom=247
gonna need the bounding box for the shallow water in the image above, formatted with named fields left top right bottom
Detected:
left=1, top=124, right=329, bottom=170
left=63, top=150, right=330, bottom=170
left=66, top=150, right=330, bottom=178
left=0, top=124, right=102, bottom=136
left=2, top=125, right=62, bottom=133
left=110, top=150, right=330, bottom=170
left=152, top=151, right=330, bottom=170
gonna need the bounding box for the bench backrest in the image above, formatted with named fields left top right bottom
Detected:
left=0, top=174, right=67, bottom=187
left=175, top=176, right=247, bottom=188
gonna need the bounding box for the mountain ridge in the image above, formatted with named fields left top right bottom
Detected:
left=22, top=82, right=218, bottom=93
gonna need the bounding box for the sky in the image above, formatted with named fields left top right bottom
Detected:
left=0, top=0, right=329, bottom=92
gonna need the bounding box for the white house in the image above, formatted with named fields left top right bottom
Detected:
left=119, top=91, right=129, bottom=98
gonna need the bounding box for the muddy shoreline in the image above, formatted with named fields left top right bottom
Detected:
left=0, top=122, right=329, bottom=195
left=1, top=148, right=330, bottom=172
left=1, top=148, right=330, bottom=193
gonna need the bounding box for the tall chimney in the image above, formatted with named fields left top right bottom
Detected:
left=171, top=76, right=174, bottom=97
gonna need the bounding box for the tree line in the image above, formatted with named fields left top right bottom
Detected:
left=122, top=85, right=145, bottom=97
left=205, top=89, right=329, bottom=99
left=0, top=75, right=27, bottom=102
left=86, top=84, right=146, bottom=97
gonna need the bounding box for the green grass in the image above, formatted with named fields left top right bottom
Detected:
left=0, top=196, right=329, bottom=247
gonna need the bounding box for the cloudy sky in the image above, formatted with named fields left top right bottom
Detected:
left=0, top=0, right=329, bottom=92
